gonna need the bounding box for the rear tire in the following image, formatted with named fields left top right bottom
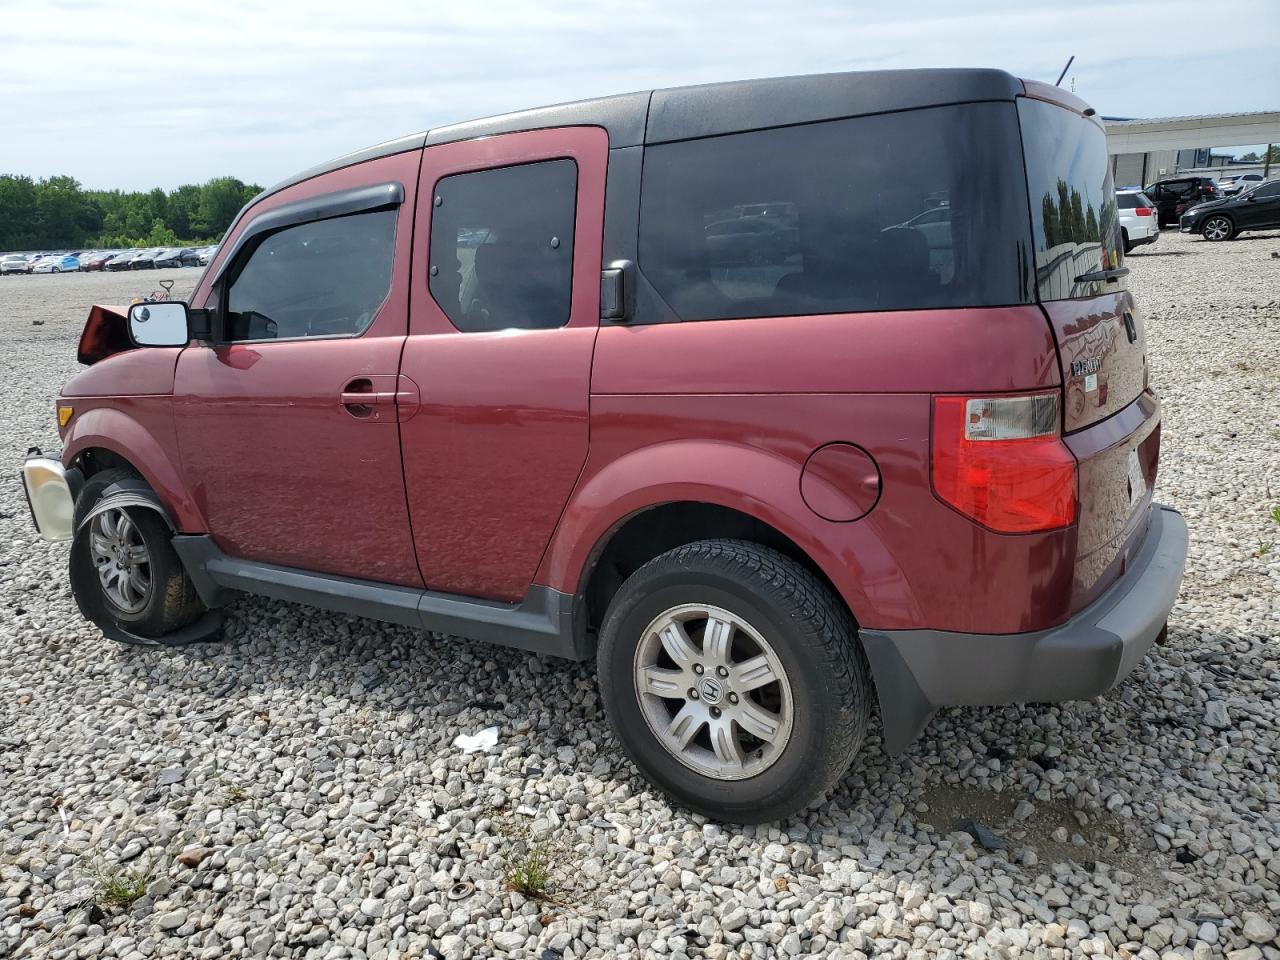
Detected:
left=1122, top=228, right=1132, bottom=254
left=597, top=539, right=871, bottom=822
left=1201, top=216, right=1234, bottom=241
left=71, top=469, right=205, bottom=640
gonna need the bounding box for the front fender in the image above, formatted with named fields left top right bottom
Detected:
left=62, top=404, right=206, bottom=533
left=537, top=439, right=922, bottom=628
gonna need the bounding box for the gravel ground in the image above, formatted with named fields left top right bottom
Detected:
left=1, top=235, right=1278, bottom=960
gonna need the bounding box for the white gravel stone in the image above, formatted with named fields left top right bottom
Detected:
left=1, top=238, right=1278, bottom=959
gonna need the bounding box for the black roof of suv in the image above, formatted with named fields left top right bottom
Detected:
left=256, top=69, right=1035, bottom=205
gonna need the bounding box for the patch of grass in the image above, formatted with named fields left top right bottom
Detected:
left=1271, top=505, right=1280, bottom=525
left=504, top=842, right=554, bottom=900
left=1267, top=429, right=1280, bottom=441
left=214, top=774, right=248, bottom=803
left=1256, top=542, right=1274, bottom=558
left=95, top=865, right=149, bottom=909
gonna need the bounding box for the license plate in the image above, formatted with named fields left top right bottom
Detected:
left=1127, top=449, right=1146, bottom=507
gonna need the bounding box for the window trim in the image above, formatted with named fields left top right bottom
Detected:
left=215, top=198, right=402, bottom=345
left=209, top=181, right=404, bottom=289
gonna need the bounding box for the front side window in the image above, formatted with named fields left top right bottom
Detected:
left=429, top=159, right=577, bottom=332
left=638, top=102, right=1033, bottom=321
left=1018, top=98, right=1123, bottom=300
left=1248, top=181, right=1280, bottom=199
left=225, top=210, right=397, bottom=341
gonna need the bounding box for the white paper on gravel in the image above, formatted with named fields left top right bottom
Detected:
left=452, top=726, right=500, bottom=753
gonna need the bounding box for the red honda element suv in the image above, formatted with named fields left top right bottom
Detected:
left=22, top=69, right=1186, bottom=822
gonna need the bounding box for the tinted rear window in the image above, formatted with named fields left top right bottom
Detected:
left=638, top=102, right=1033, bottom=321
left=1019, top=98, right=1123, bottom=301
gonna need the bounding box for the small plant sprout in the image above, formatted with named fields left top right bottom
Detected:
left=95, top=864, right=149, bottom=908
left=504, top=843, right=554, bottom=900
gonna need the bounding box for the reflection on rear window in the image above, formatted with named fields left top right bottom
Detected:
left=1019, top=98, right=1123, bottom=300
left=638, top=102, right=1033, bottom=321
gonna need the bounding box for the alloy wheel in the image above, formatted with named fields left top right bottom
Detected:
left=1203, top=217, right=1231, bottom=241
left=88, top=508, right=152, bottom=614
left=633, top=603, right=794, bottom=780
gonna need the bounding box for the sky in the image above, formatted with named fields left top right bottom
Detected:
left=2, top=0, right=1278, bottom=191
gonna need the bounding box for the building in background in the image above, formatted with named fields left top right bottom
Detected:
left=1104, top=111, right=1280, bottom=187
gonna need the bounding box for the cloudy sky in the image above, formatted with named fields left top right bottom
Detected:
left=3, top=0, right=1277, bottom=191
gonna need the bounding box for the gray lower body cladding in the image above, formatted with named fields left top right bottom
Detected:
left=861, top=504, right=1187, bottom=754
left=170, top=535, right=587, bottom=660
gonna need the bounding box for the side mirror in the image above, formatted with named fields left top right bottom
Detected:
left=127, top=301, right=191, bottom=347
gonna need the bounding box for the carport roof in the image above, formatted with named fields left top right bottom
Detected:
left=1104, top=111, right=1280, bottom=154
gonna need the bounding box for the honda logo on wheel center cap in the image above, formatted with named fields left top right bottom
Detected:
left=698, top=677, right=723, bottom=704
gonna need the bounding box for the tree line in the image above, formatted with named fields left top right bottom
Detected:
left=0, top=174, right=263, bottom=251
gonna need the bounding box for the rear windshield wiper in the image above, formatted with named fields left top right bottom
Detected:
left=1074, top=266, right=1130, bottom=284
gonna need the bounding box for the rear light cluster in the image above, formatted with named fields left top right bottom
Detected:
left=1134, top=206, right=1153, bottom=217
left=932, top=391, right=1077, bottom=533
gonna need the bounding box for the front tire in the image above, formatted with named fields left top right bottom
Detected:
left=598, top=539, right=871, bottom=822
left=71, top=469, right=204, bottom=640
left=1202, top=215, right=1234, bottom=241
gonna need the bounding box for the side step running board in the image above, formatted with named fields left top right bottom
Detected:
left=171, top=535, right=587, bottom=660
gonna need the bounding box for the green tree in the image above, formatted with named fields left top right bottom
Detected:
left=145, top=218, right=179, bottom=246
left=193, top=177, right=253, bottom=237
left=0, top=175, right=39, bottom=249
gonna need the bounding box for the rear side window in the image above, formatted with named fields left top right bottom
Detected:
left=225, top=210, right=396, bottom=341
left=1117, top=194, right=1138, bottom=209
left=1018, top=98, right=1123, bottom=300
left=429, top=159, right=577, bottom=332
left=638, top=102, right=1033, bottom=321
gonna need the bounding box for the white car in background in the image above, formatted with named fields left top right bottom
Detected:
left=1217, top=173, right=1263, bottom=197
left=1, top=254, right=30, bottom=275
left=1117, top=190, right=1159, bottom=253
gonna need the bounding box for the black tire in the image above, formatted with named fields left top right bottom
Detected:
left=72, top=469, right=204, bottom=639
left=1201, top=215, right=1234, bottom=242
left=597, top=539, right=871, bottom=822
left=1121, top=228, right=1132, bottom=254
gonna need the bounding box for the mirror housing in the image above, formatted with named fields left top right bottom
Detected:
left=126, top=301, right=211, bottom=347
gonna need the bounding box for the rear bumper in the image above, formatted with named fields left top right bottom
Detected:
left=861, top=504, right=1187, bottom=754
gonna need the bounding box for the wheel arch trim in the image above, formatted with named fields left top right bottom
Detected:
left=540, top=439, right=912, bottom=630
left=63, top=407, right=205, bottom=532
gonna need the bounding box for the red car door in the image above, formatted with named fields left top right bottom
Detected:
left=401, top=126, right=607, bottom=600
left=175, top=151, right=424, bottom=587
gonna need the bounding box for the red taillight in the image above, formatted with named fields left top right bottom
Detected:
left=931, top=392, right=1077, bottom=533
left=1134, top=207, right=1152, bottom=217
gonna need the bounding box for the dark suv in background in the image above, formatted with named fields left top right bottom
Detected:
left=1143, top=176, right=1218, bottom=226
left=1181, top=178, right=1280, bottom=240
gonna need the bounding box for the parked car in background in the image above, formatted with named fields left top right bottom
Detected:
left=1143, top=176, right=1218, bottom=226
left=80, top=251, right=117, bottom=272
left=1181, top=178, right=1280, bottom=240
left=1116, top=191, right=1159, bottom=252
left=32, top=254, right=81, bottom=273
left=197, top=245, right=218, bottom=265
left=22, top=68, right=1186, bottom=823
left=129, top=248, right=166, bottom=269
left=1, top=254, right=30, bottom=275
left=155, top=247, right=202, bottom=268
left=1217, top=173, right=1263, bottom=197
left=105, top=250, right=139, bottom=271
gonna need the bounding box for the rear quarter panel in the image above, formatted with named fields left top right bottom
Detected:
left=541, top=307, right=1078, bottom=634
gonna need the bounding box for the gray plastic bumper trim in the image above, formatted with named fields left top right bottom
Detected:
left=861, top=504, right=1188, bottom=755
